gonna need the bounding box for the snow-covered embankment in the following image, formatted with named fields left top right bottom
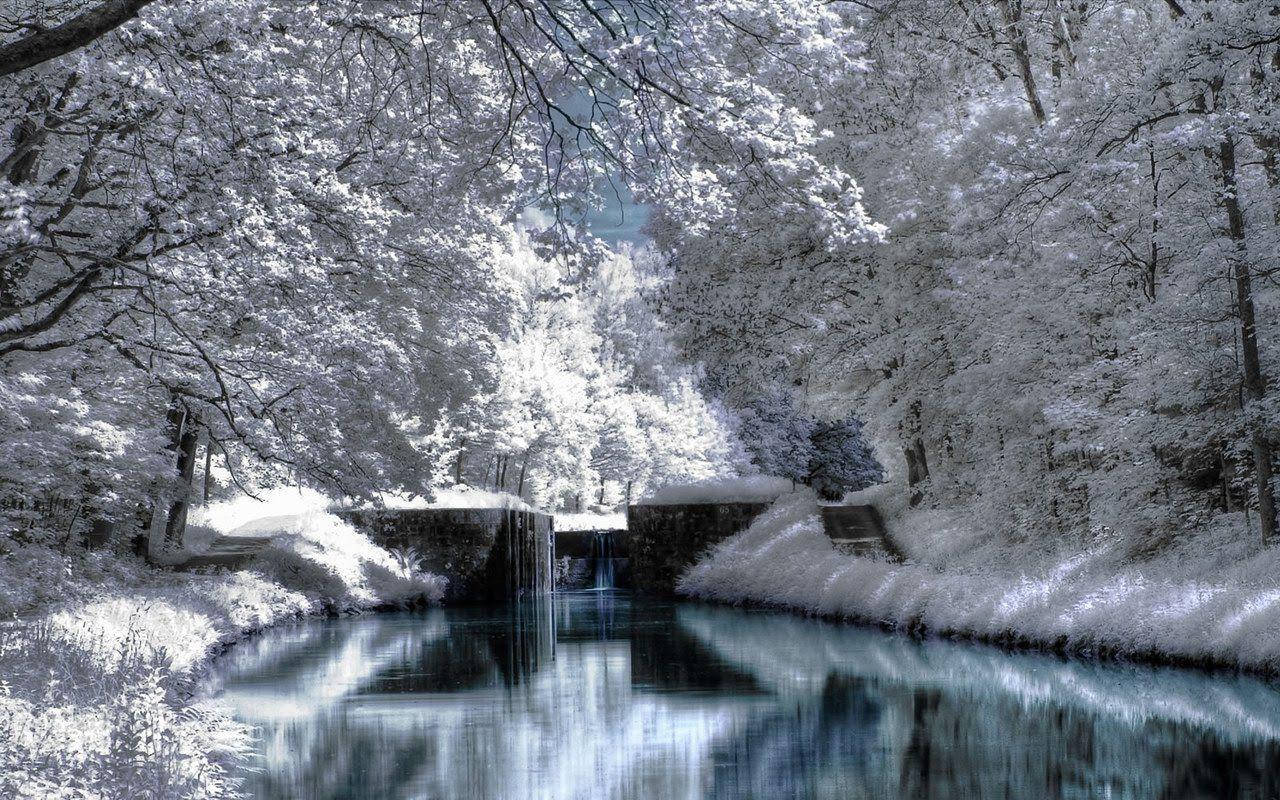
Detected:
left=0, top=489, right=444, bottom=800
left=679, top=490, right=1280, bottom=672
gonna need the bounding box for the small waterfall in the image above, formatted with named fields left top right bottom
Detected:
left=590, top=530, right=616, bottom=590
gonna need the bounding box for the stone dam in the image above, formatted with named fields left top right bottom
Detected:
left=338, top=500, right=895, bottom=601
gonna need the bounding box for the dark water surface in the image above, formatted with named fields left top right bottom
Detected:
left=209, top=592, right=1280, bottom=799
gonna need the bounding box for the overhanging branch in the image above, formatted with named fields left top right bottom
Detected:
left=0, top=0, right=159, bottom=78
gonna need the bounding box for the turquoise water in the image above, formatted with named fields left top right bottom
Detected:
left=210, top=592, right=1280, bottom=799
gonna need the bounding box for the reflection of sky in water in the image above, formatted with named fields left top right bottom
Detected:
left=209, top=594, right=1280, bottom=800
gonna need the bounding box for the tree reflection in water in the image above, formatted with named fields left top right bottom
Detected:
left=209, top=594, right=1280, bottom=800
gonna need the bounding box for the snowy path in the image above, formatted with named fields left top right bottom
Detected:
left=179, top=533, right=274, bottom=569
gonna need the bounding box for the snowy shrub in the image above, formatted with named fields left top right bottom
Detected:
left=734, top=389, right=817, bottom=485
left=807, top=414, right=883, bottom=501
left=0, top=545, right=150, bottom=618
left=0, top=622, right=251, bottom=800
left=242, top=511, right=446, bottom=610
left=0, top=494, right=445, bottom=800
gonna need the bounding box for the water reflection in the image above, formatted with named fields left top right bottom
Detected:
left=210, top=594, right=1280, bottom=800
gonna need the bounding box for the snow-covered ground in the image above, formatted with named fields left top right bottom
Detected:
left=679, top=489, right=1280, bottom=673
left=0, top=496, right=444, bottom=800
left=340, top=486, right=634, bottom=530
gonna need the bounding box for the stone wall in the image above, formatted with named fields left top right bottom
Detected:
left=338, top=508, right=553, bottom=603
left=626, top=502, right=772, bottom=596
left=627, top=500, right=899, bottom=595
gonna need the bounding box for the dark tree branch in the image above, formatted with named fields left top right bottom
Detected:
left=0, top=0, right=159, bottom=78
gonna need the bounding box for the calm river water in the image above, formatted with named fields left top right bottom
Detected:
left=209, top=592, right=1280, bottom=799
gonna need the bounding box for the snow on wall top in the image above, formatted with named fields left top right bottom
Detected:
left=637, top=475, right=794, bottom=506
left=555, top=511, right=628, bottom=531
left=370, top=486, right=536, bottom=512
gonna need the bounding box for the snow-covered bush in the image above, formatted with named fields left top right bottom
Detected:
left=807, top=414, right=883, bottom=501
left=245, top=512, right=446, bottom=611
left=734, top=389, right=817, bottom=485
left=0, top=621, right=252, bottom=800
left=0, top=545, right=150, bottom=618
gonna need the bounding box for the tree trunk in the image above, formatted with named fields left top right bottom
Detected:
left=904, top=437, right=930, bottom=507
left=913, top=438, right=930, bottom=482
left=1250, top=49, right=1280, bottom=226
left=1218, top=133, right=1277, bottom=545
left=201, top=431, right=213, bottom=504
left=956, top=0, right=1009, bottom=82
left=4, top=93, right=47, bottom=186
left=1221, top=452, right=1234, bottom=513
left=993, top=0, right=1047, bottom=124
left=166, top=414, right=199, bottom=546
left=1261, top=139, right=1280, bottom=226
left=1046, top=0, right=1076, bottom=80
left=517, top=454, right=529, bottom=497
left=598, top=478, right=605, bottom=506
left=146, top=400, right=198, bottom=562
left=455, top=439, right=467, bottom=486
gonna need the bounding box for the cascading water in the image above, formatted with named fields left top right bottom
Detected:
left=590, top=530, right=616, bottom=590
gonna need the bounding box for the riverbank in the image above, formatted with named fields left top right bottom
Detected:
left=0, top=503, right=444, bottom=800
left=678, top=489, right=1280, bottom=676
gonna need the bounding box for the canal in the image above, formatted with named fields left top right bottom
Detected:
left=210, top=592, right=1280, bottom=799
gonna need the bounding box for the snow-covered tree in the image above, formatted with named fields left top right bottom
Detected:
left=808, top=414, right=883, bottom=501
left=731, top=386, right=881, bottom=498
left=439, top=233, right=747, bottom=512
left=735, top=389, right=817, bottom=487
left=655, top=0, right=1280, bottom=554
left=1, top=0, right=864, bottom=543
